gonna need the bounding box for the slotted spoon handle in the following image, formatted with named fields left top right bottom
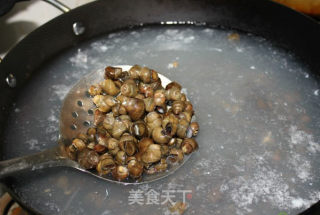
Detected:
left=0, top=147, right=76, bottom=179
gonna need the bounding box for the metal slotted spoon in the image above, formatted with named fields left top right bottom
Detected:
left=0, top=65, right=191, bottom=185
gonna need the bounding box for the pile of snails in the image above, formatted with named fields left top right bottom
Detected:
left=67, top=65, right=199, bottom=181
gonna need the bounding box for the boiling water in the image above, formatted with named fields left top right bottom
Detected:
left=3, top=25, right=320, bottom=215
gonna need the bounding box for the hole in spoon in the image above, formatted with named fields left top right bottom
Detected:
left=72, top=112, right=78, bottom=118
left=83, top=121, right=90, bottom=127
left=77, top=100, right=83, bottom=107
left=70, top=124, right=77, bottom=130
left=88, top=109, right=93, bottom=115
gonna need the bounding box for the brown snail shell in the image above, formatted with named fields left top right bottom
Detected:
left=94, top=109, right=106, bottom=126
left=121, top=79, right=138, bottom=97
left=69, top=138, right=86, bottom=152
left=106, top=138, right=119, bottom=150
left=127, top=159, right=144, bottom=179
left=87, top=127, right=96, bottom=142
left=100, top=79, right=120, bottom=96
left=139, top=82, right=154, bottom=97
left=93, top=95, right=115, bottom=112
left=111, top=118, right=128, bottom=139
left=143, top=97, right=156, bottom=112
left=115, top=150, right=127, bottom=165
left=137, top=138, right=154, bottom=154
left=152, top=127, right=170, bottom=144
left=130, top=121, right=148, bottom=139
left=88, top=84, right=102, bottom=96
left=112, top=104, right=127, bottom=117
left=146, top=112, right=162, bottom=135
left=128, top=65, right=142, bottom=79
left=119, top=134, right=137, bottom=156
left=154, top=89, right=166, bottom=106
left=178, top=111, right=193, bottom=123
left=189, top=122, right=199, bottom=137
left=141, top=144, right=162, bottom=164
left=104, top=66, right=123, bottom=80
left=102, top=112, right=115, bottom=130
left=77, top=149, right=99, bottom=169
left=112, top=165, right=129, bottom=181
left=165, top=87, right=182, bottom=101
left=180, top=93, right=187, bottom=102
left=181, top=138, right=198, bottom=154
left=167, top=148, right=184, bottom=163
left=172, top=101, right=185, bottom=115
left=96, top=155, right=115, bottom=175
left=165, top=81, right=182, bottom=91
left=162, top=113, right=178, bottom=136
left=140, top=67, right=152, bottom=83
left=184, top=101, right=194, bottom=113
left=176, top=119, right=190, bottom=138
left=122, top=97, right=145, bottom=121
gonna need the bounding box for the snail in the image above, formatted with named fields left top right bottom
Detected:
left=77, top=149, right=99, bottom=169
left=137, top=138, right=153, bottom=154
left=69, top=138, right=86, bottom=152
left=87, top=142, right=96, bottom=150
left=141, top=143, right=162, bottom=164
left=88, top=84, right=102, bottom=96
left=94, top=109, right=106, bottom=126
left=154, top=89, right=166, bottom=106
left=143, top=97, right=156, bottom=112
left=119, top=134, right=137, bottom=156
left=172, top=101, right=185, bottom=115
left=145, top=112, right=162, bottom=135
left=162, top=113, right=178, bottom=136
left=152, top=127, right=170, bottom=144
left=93, top=95, right=117, bottom=112
left=178, top=111, right=193, bottom=123
left=100, top=79, right=120, bottom=96
left=111, top=104, right=127, bottom=116
left=127, top=159, right=144, bottom=179
left=104, top=66, right=124, bottom=80
left=128, top=64, right=142, bottom=80
left=176, top=119, right=190, bottom=138
left=118, top=96, right=145, bottom=121
left=140, top=67, right=158, bottom=84
left=165, top=81, right=182, bottom=91
left=121, top=79, right=138, bottom=97
left=184, top=101, right=193, bottom=113
left=167, top=148, right=184, bottom=163
left=139, top=82, right=154, bottom=98
left=189, top=122, right=199, bottom=137
left=111, top=118, right=129, bottom=139
left=87, top=127, right=96, bottom=142
left=181, top=138, right=198, bottom=154
left=96, top=153, right=116, bottom=175
left=112, top=165, right=129, bottom=181
left=130, top=121, right=148, bottom=139
left=165, top=87, right=182, bottom=101
left=115, top=150, right=127, bottom=165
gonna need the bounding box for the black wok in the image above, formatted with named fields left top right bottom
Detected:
left=0, top=0, right=320, bottom=214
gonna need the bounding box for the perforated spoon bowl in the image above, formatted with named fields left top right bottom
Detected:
left=0, top=65, right=191, bottom=184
